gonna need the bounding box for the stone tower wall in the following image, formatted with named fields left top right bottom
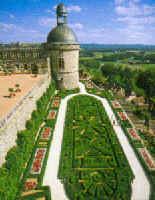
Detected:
left=50, top=44, right=80, bottom=90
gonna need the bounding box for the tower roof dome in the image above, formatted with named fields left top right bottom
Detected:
left=47, top=24, right=78, bottom=44
left=47, top=3, right=78, bottom=44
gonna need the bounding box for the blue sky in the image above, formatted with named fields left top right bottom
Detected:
left=0, top=0, right=155, bottom=44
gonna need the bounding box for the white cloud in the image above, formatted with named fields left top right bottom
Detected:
left=69, top=23, right=83, bottom=30
left=0, top=22, right=39, bottom=34
left=115, top=2, right=155, bottom=17
left=115, top=3, right=142, bottom=16
left=115, top=0, right=141, bottom=4
left=133, top=0, right=141, bottom=3
left=39, top=17, right=83, bottom=30
left=39, top=17, right=56, bottom=27
left=45, top=9, right=55, bottom=16
left=67, top=5, right=81, bottom=12
left=9, top=14, right=15, bottom=19
left=0, top=11, right=15, bottom=19
left=46, top=9, right=51, bottom=13
left=0, top=22, right=46, bottom=42
left=114, top=0, right=155, bottom=44
left=115, top=0, right=126, bottom=5
left=0, top=23, right=16, bottom=32
left=143, top=5, right=155, bottom=15
left=76, top=25, right=154, bottom=44
left=53, top=5, right=81, bottom=13
left=53, top=5, right=57, bottom=10
left=75, top=28, right=107, bottom=43
left=117, top=25, right=152, bottom=43
left=117, top=16, right=155, bottom=25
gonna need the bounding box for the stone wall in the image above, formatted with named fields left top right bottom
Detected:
left=49, top=44, right=80, bottom=90
left=0, top=74, right=51, bottom=166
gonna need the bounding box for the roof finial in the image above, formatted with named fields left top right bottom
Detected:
left=56, top=3, right=67, bottom=25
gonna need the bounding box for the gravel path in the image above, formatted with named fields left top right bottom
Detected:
left=0, top=74, right=42, bottom=119
left=43, top=82, right=150, bottom=200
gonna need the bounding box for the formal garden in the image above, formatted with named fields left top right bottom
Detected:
left=84, top=80, right=155, bottom=200
left=0, top=66, right=154, bottom=199
left=0, top=76, right=79, bottom=200
left=58, top=95, right=134, bottom=200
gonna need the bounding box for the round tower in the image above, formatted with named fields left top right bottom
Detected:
left=47, top=3, right=80, bottom=90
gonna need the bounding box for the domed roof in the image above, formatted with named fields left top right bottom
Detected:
left=47, top=24, right=78, bottom=44
left=47, top=3, right=78, bottom=44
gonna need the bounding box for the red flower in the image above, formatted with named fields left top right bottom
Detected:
left=112, top=101, right=121, bottom=108
left=48, top=110, right=56, bottom=119
left=128, top=128, right=138, bottom=140
left=31, top=148, right=46, bottom=174
left=24, top=181, right=37, bottom=191
left=141, top=149, right=155, bottom=169
left=41, top=127, right=51, bottom=139
left=119, top=112, right=127, bottom=120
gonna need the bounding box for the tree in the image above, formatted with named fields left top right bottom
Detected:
left=136, top=70, right=155, bottom=112
left=31, top=63, right=38, bottom=76
left=143, top=110, right=151, bottom=130
left=8, top=88, right=15, bottom=98
left=15, top=84, right=21, bottom=92
left=91, top=71, right=106, bottom=87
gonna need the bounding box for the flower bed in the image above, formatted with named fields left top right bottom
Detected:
left=31, top=148, right=46, bottom=174
left=48, top=110, right=56, bottom=120
left=86, top=82, right=94, bottom=88
left=24, top=178, right=38, bottom=191
left=41, top=127, right=51, bottom=140
left=111, top=101, right=121, bottom=109
left=118, top=112, right=128, bottom=120
left=127, top=128, right=140, bottom=140
left=54, top=96, right=60, bottom=100
left=139, top=148, right=155, bottom=170
left=51, top=97, right=60, bottom=108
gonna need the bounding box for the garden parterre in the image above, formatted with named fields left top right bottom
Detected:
left=84, top=80, right=155, bottom=200
left=18, top=95, right=59, bottom=199
left=17, top=87, right=79, bottom=200
left=59, top=95, right=134, bottom=200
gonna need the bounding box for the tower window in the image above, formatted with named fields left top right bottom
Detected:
left=59, top=57, right=64, bottom=68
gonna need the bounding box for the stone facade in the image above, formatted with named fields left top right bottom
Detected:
left=0, top=48, right=42, bottom=60
left=0, top=74, right=51, bottom=166
left=49, top=44, right=80, bottom=90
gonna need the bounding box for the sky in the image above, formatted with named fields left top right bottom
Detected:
left=0, top=0, right=155, bottom=44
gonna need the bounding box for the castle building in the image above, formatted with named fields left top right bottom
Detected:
left=47, top=3, right=80, bottom=90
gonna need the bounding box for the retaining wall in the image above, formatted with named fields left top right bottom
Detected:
left=0, top=74, right=51, bottom=166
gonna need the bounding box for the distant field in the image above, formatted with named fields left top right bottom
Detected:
left=80, top=50, right=155, bottom=71
left=139, top=64, right=155, bottom=71
left=101, top=61, right=155, bottom=71
left=93, top=52, right=103, bottom=58
left=119, top=64, right=155, bottom=71
left=79, top=57, right=94, bottom=60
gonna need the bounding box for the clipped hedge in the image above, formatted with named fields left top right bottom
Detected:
left=0, top=79, right=56, bottom=200
left=58, top=95, right=134, bottom=200
left=20, top=186, right=51, bottom=200
left=102, top=88, right=155, bottom=200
